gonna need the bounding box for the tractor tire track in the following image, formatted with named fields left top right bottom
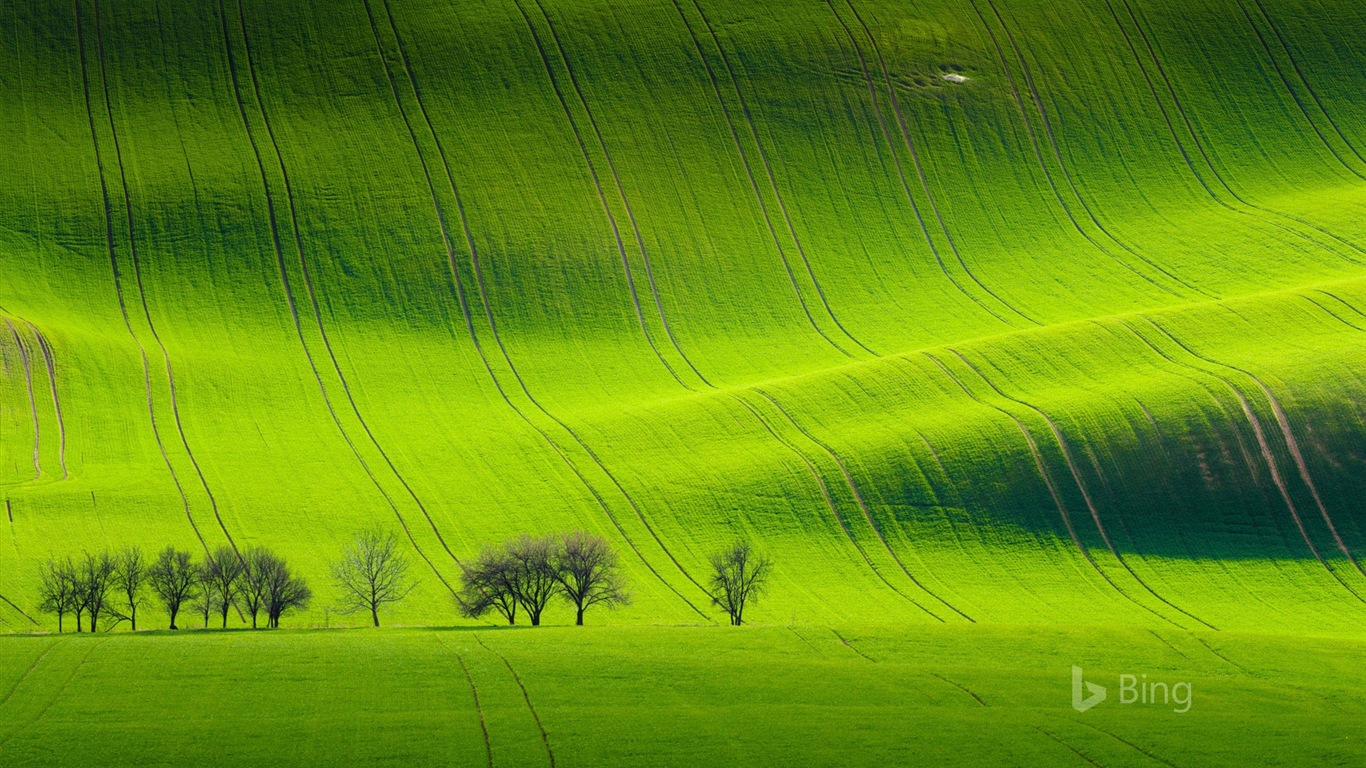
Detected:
left=1147, top=318, right=1366, bottom=580
left=672, top=0, right=872, bottom=358
left=447, top=641, right=494, bottom=768
left=75, top=0, right=209, bottom=555
left=825, top=0, right=1025, bottom=327
left=26, top=324, right=65, bottom=479
left=1077, top=721, right=1179, bottom=768
left=753, top=389, right=972, bottom=621
left=928, top=672, right=987, bottom=707
left=1241, top=0, right=1366, bottom=179
left=731, top=393, right=945, bottom=621
left=1108, top=0, right=1366, bottom=264
left=369, top=0, right=710, bottom=616
left=944, top=349, right=1214, bottom=630
left=923, top=352, right=1187, bottom=628
left=971, top=0, right=1213, bottom=300
left=0, top=592, right=37, bottom=626
left=0, top=640, right=56, bottom=709
left=1036, top=728, right=1103, bottom=767
left=0, top=640, right=100, bottom=753
left=5, top=320, right=40, bottom=478
left=473, top=633, right=555, bottom=768
left=214, top=0, right=455, bottom=593
left=831, top=628, right=877, bottom=662
left=1121, top=319, right=1366, bottom=603
left=518, top=0, right=708, bottom=390
left=93, top=0, right=239, bottom=553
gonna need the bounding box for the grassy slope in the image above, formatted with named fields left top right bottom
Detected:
left=3, top=625, right=1366, bottom=766
left=0, top=0, right=1362, bottom=737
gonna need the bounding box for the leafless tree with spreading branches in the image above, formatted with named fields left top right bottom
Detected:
left=205, top=547, right=243, bottom=629
left=112, top=546, right=148, bottom=631
left=457, top=545, right=519, bottom=625
left=707, top=540, right=771, bottom=626
left=149, top=547, right=198, bottom=630
left=37, top=557, right=78, bottom=633
left=332, top=528, right=414, bottom=627
left=554, top=532, right=629, bottom=625
left=79, top=551, right=117, bottom=633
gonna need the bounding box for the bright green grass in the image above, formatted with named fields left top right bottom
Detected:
left=1, top=0, right=1366, bottom=760
left=3, top=625, right=1366, bottom=766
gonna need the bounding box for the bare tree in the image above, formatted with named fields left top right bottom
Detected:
left=707, top=541, right=771, bottom=626
left=78, top=551, right=117, bottom=633
left=553, top=532, right=629, bottom=625
left=205, top=547, right=243, bottom=629
left=457, top=545, right=519, bottom=625
left=37, top=557, right=78, bottom=633
left=506, top=534, right=560, bottom=626
left=262, top=554, right=311, bottom=629
left=332, top=528, right=414, bottom=627
left=193, top=562, right=215, bottom=629
left=112, top=546, right=148, bottom=631
left=238, top=547, right=271, bottom=629
left=148, top=547, right=198, bottom=630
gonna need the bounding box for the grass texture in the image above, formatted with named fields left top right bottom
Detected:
left=1, top=0, right=1365, bottom=762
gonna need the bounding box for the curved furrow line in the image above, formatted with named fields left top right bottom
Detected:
left=1315, top=289, right=1366, bottom=323
left=232, top=0, right=461, bottom=567
left=822, top=0, right=1023, bottom=328
left=4, top=320, right=41, bottom=479
left=26, top=324, right=66, bottom=479
left=75, top=0, right=209, bottom=556
left=0, top=640, right=100, bottom=752
left=753, top=390, right=973, bottom=621
left=508, top=0, right=693, bottom=391
left=972, top=0, right=1214, bottom=300
left=944, top=349, right=1216, bottom=630
left=525, top=0, right=711, bottom=390
left=1120, top=319, right=1366, bottom=603
left=1300, top=293, right=1365, bottom=332
left=473, top=633, right=556, bottom=768
left=0, top=641, right=56, bottom=709
left=928, top=672, right=988, bottom=707
left=922, top=351, right=1188, bottom=628
left=830, top=628, right=877, bottom=662
left=1076, top=720, right=1180, bottom=768
left=1036, top=728, right=1102, bottom=767
left=730, top=393, right=946, bottom=621
left=213, top=0, right=455, bottom=593
left=1147, top=318, right=1366, bottom=579
left=93, top=0, right=239, bottom=553
left=676, top=0, right=872, bottom=358
left=0, top=593, right=38, bottom=627
left=446, top=641, right=493, bottom=768
left=1109, top=0, right=1366, bottom=264
left=845, top=0, right=1046, bottom=322
left=1243, top=0, right=1366, bottom=178
left=365, top=0, right=709, bottom=618
left=1096, top=326, right=1301, bottom=622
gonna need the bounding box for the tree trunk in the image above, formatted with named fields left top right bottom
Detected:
left=576, top=607, right=584, bottom=626
left=530, top=610, right=541, bottom=626
left=130, top=606, right=137, bottom=632
left=371, top=606, right=379, bottom=627
left=169, top=606, right=179, bottom=630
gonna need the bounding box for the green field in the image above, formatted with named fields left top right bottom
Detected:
left=3, top=0, right=1366, bottom=763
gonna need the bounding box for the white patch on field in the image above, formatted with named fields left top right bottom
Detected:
left=941, top=73, right=968, bottom=84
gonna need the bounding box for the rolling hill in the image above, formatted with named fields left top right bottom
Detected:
left=2, top=0, right=1366, bottom=763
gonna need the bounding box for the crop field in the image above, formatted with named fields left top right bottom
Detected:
left=1, top=0, right=1365, bottom=763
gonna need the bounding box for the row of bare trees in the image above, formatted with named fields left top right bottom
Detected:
left=457, top=532, right=629, bottom=626
left=37, top=545, right=311, bottom=632
left=27, top=529, right=772, bottom=631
